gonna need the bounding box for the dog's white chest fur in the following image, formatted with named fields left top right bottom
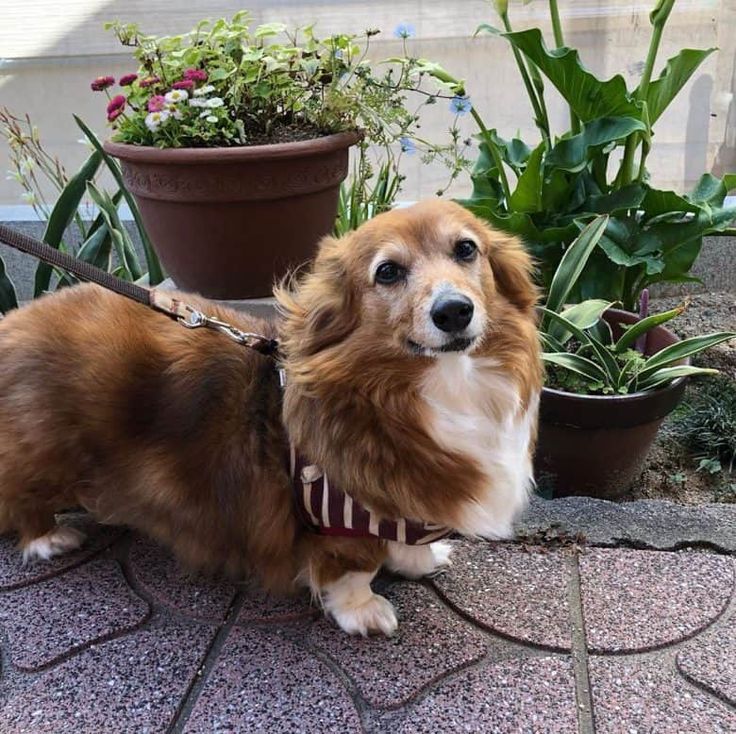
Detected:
left=421, top=355, right=537, bottom=538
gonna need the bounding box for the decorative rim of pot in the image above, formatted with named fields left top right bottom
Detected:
left=103, top=130, right=361, bottom=163
left=541, top=306, right=690, bottom=405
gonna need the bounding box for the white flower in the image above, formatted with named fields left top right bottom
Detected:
left=188, top=98, right=207, bottom=108
left=167, top=104, right=184, bottom=120
left=20, top=191, right=37, bottom=204
left=205, top=97, right=224, bottom=108
left=164, top=89, right=189, bottom=103
left=193, top=84, right=215, bottom=97
left=206, top=115, right=218, bottom=123
left=145, top=110, right=171, bottom=131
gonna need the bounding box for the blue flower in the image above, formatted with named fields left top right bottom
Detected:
left=449, top=95, right=472, bottom=116
left=399, top=136, right=416, bottom=155
left=393, top=22, right=416, bottom=39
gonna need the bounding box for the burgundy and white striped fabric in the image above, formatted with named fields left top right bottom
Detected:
left=290, top=447, right=452, bottom=545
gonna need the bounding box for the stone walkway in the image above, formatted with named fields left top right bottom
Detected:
left=0, top=510, right=735, bottom=733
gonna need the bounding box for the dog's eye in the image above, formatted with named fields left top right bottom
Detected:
left=375, top=261, right=406, bottom=285
left=454, top=239, right=478, bottom=262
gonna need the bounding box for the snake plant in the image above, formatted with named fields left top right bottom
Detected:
left=539, top=216, right=736, bottom=395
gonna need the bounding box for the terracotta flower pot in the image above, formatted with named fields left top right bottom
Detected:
left=104, top=132, right=360, bottom=299
left=534, top=308, right=688, bottom=499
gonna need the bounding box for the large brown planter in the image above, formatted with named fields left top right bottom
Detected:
left=104, top=132, right=359, bottom=299
left=534, top=308, right=688, bottom=499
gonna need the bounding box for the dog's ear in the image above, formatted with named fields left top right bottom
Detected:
left=275, top=235, right=359, bottom=356
left=487, top=231, right=538, bottom=313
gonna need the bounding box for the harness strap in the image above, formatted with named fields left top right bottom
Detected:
left=291, top=447, right=453, bottom=546
left=0, top=224, right=278, bottom=357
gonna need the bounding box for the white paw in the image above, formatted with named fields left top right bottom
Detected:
left=330, top=592, right=398, bottom=637
left=427, top=540, right=453, bottom=575
left=384, top=540, right=453, bottom=579
left=22, top=526, right=86, bottom=563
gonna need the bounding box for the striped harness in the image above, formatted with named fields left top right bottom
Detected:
left=290, top=448, right=452, bottom=545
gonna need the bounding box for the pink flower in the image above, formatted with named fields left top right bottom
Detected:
left=91, top=75, right=115, bottom=91
left=172, top=79, right=195, bottom=91
left=147, top=95, right=166, bottom=112
left=106, top=95, right=126, bottom=121
left=139, top=76, right=160, bottom=88
left=183, top=68, right=208, bottom=82
left=119, top=73, right=138, bottom=86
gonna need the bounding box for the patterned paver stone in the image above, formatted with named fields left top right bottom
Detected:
left=236, top=581, right=317, bottom=625
left=431, top=540, right=572, bottom=650
left=397, top=656, right=577, bottom=734
left=589, top=655, right=736, bottom=733
left=677, top=611, right=736, bottom=705
left=183, top=626, right=362, bottom=733
left=579, top=548, right=734, bottom=652
left=0, top=616, right=216, bottom=734
left=307, top=581, right=488, bottom=707
left=129, top=535, right=237, bottom=622
left=0, top=558, right=149, bottom=670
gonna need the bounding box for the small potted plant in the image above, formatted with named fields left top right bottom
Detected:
left=534, top=216, right=736, bottom=498
left=94, top=14, right=424, bottom=298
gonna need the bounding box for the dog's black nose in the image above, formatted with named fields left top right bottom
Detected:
left=431, top=295, right=474, bottom=333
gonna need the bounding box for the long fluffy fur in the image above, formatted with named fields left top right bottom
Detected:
left=0, top=200, right=541, bottom=630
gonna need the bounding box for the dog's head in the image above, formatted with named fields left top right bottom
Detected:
left=277, top=199, right=537, bottom=370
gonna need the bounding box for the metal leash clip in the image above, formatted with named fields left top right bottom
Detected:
left=178, top=307, right=279, bottom=355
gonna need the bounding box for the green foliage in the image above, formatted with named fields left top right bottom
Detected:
left=676, top=375, right=736, bottom=472
left=418, top=2, right=736, bottom=310
left=0, top=116, right=163, bottom=314
left=539, top=218, right=736, bottom=395
left=334, top=159, right=403, bottom=237
left=103, top=14, right=427, bottom=151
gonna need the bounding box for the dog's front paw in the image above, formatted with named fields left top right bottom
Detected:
left=384, top=540, right=453, bottom=579
left=330, top=592, right=398, bottom=637
left=21, top=526, right=86, bottom=564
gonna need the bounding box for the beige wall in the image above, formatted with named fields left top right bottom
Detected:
left=1, top=0, right=734, bottom=209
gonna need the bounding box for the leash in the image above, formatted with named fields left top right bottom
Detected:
left=0, top=224, right=279, bottom=357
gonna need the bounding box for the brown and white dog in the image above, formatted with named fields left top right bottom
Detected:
left=0, top=200, right=541, bottom=635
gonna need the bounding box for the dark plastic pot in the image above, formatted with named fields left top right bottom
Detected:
left=534, top=308, right=688, bottom=499
left=104, top=132, right=359, bottom=299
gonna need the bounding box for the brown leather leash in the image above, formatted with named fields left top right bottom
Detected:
left=0, top=223, right=279, bottom=358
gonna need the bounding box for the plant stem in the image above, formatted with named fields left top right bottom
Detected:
left=548, top=0, right=580, bottom=134
left=470, top=107, right=512, bottom=205
left=501, top=12, right=550, bottom=145
left=617, top=0, right=673, bottom=185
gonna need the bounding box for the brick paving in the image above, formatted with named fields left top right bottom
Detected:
left=0, top=514, right=735, bottom=733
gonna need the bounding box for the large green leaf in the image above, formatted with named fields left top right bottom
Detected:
left=0, top=255, right=18, bottom=313
left=544, top=215, right=609, bottom=318
left=641, top=187, right=701, bottom=219
left=613, top=305, right=685, bottom=353
left=640, top=332, right=736, bottom=376
left=503, top=29, right=641, bottom=122
left=539, top=306, right=621, bottom=385
left=86, top=183, right=143, bottom=281
left=74, top=116, right=164, bottom=285
left=586, top=184, right=646, bottom=214
left=637, top=365, right=718, bottom=391
left=509, top=142, right=544, bottom=212
left=689, top=173, right=736, bottom=207
left=541, top=352, right=609, bottom=384
left=75, top=226, right=113, bottom=270
left=547, top=117, right=646, bottom=172
left=634, top=206, right=736, bottom=255
left=550, top=299, right=614, bottom=344
left=644, top=48, right=716, bottom=124
left=34, top=150, right=102, bottom=297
